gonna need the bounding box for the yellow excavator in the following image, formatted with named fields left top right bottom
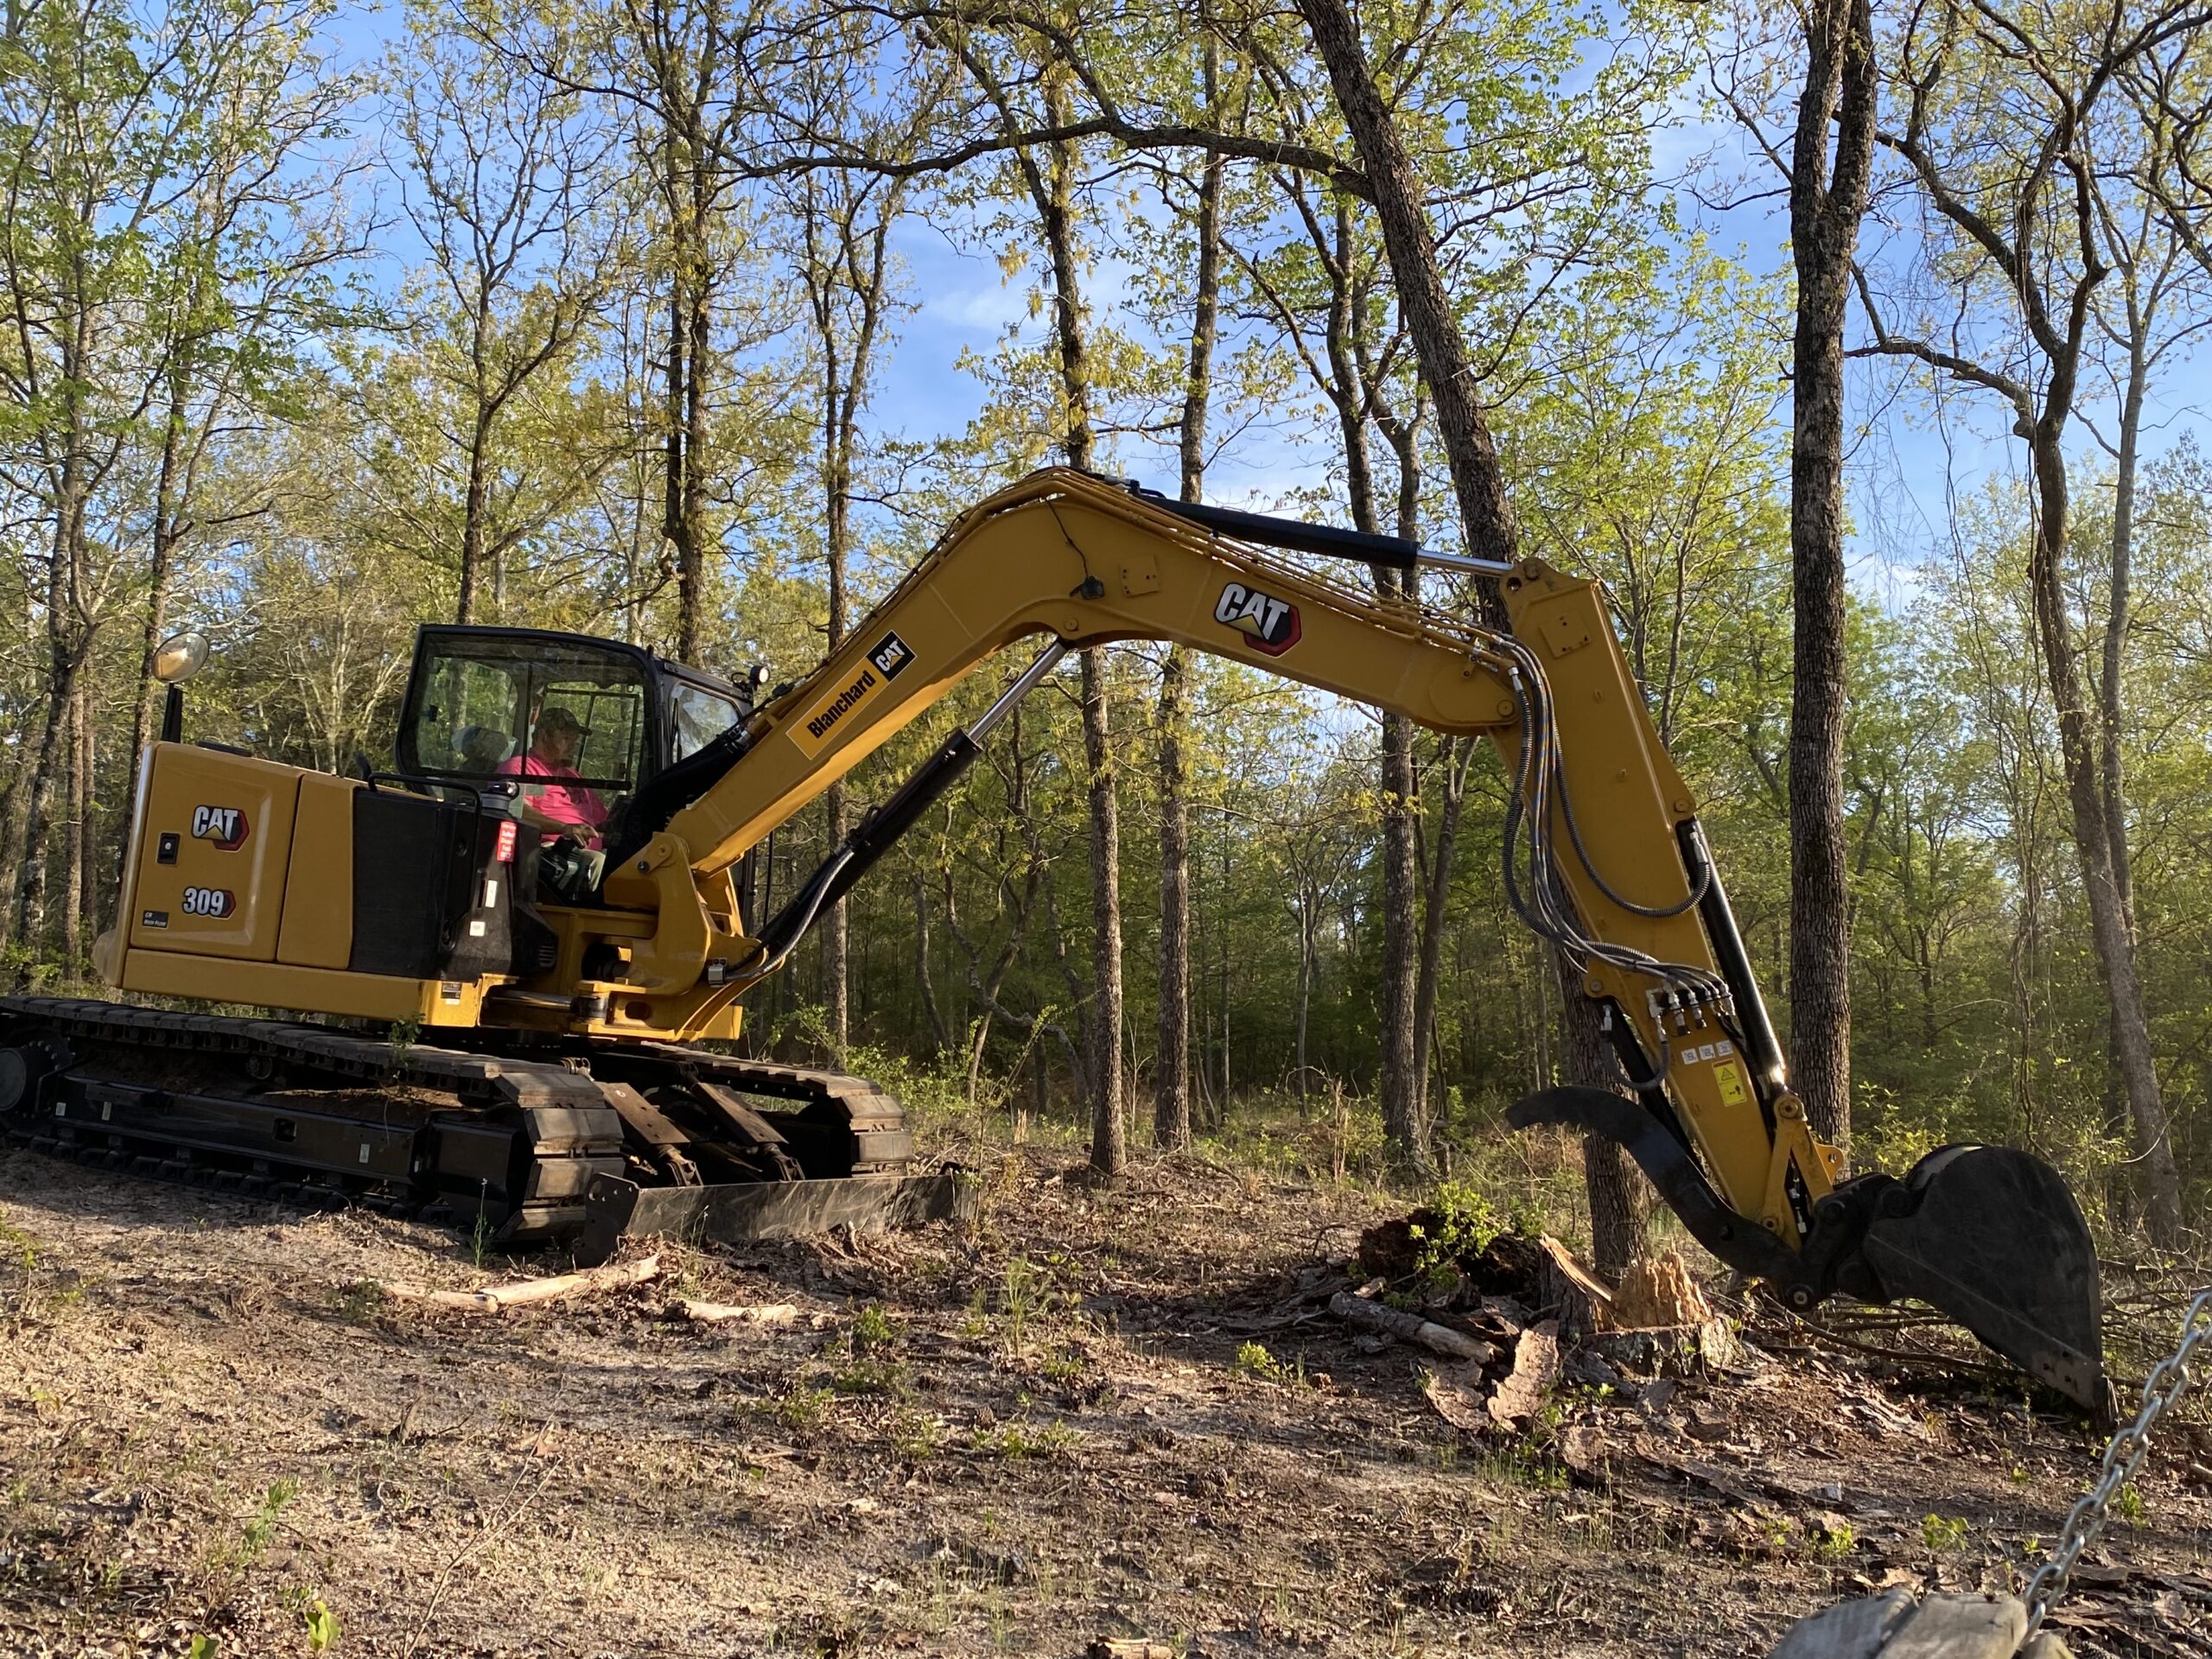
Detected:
left=3, top=469, right=2101, bottom=1408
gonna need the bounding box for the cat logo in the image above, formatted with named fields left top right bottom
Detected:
left=867, top=630, right=914, bottom=682
left=1214, top=581, right=1301, bottom=656
left=791, top=630, right=917, bottom=761
left=190, top=804, right=250, bottom=850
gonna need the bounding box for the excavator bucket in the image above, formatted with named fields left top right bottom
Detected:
left=1854, top=1144, right=2105, bottom=1414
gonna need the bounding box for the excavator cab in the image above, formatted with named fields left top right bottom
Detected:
left=394, top=625, right=751, bottom=813
left=392, top=626, right=754, bottom=900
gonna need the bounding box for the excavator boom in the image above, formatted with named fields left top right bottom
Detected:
left=45, top=468, right=2103, bottom=1408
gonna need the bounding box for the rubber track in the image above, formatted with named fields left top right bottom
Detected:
left=0, top=995, right=626, bottom=1241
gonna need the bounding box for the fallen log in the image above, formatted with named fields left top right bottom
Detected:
left=1329, top=1291, right=1498, bottom=1364
left=378, top=1253, right=662, bottom=1313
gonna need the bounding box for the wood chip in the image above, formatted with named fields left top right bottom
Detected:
left=1422, top=1362, right=1491, bottom=1432
left=378, top=1253, right=661, bottom=1313
left=1487, top=1319, right=1560, bottom=1427
left=678, top=1300, right=800, bottom=1326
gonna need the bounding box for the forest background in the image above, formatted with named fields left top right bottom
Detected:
left=3, top=0, right=2210, bottom=1264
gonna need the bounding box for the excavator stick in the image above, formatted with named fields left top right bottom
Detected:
left=1509, top=1088, right=2107, bottom=1415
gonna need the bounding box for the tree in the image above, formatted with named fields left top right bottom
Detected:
left=1856, top=0, right=2205, bottom=1241
left=786, top=165, right=909, bottom=1054
left=0, top=0, right=349, bottom=962
left=1786, top=0, right=1877, bottom=1160
left=1154, top=38, right=1224, bottom=1153
left=391, top=0, right=619, bottom=626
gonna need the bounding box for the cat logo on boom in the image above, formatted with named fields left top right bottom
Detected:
left=1214, top=581, right=1301, bottom=656
left=190, top=804, right=250, bottom=851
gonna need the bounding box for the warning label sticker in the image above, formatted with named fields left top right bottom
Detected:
left=1712, top=1059, right=1749, bottom=1108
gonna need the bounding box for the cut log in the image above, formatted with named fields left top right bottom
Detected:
left=378, top=1254, right=662, bottom=1313
left=1883, top=1596, right=2026, bottom=1659
left=1088, top=1642, right=1174, bottom=1659
left=1765, top=1593, right=2045, bottom=1659
left=1329, top=1292, right=1498, bottom=1363
left=1768, top=1590, right=1916, bottom=1658
left=678, top=1300, right=800, bottom=1326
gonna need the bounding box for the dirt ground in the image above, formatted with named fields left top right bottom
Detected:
left=0, top=1139, right=2206, bottom=1659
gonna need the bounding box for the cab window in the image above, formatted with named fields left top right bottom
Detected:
left=402, top=636, right=649, bottom=792
left=670, top=681, right=742, bottom=761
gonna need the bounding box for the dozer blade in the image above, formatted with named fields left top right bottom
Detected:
left=1855, top=1144, right=2105, bottom=1413
left=575, top=1169, right=976, bottom=1266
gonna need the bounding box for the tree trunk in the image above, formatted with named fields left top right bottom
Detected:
left=1155, top=647, right=1192, bottom=1150
left=15, top=456, right=87, bottom=960
left=1556, top=944, right=1639, bottom=1277
left=2098, top=333, right=2148, bottom=1228
left=1020, top=86, right=1121, bottom=1173
left=1377, top=690, right=1424, bottom=1172
left=1293, top=0, right=1519, bottom=566
left=2024, top=424, right=2183, bottom=1242
left=1412, top=738, right=1472, bottom=1111
left=72, top=673, right=96, bottom=954
left=1294, top=874, right=1315, bottom=1097
left=1156, top=86, right=1217, bottom=1153
left=1082, top=646, right=1124, bottom=1173
left=130, top=386, right=190, bottom=804
left=1784, top=0, right=1876, bottom=1162
left=458, top=423, right=491, bottom=625
left=914, top=872, right=951, bottom=1056
left=1377, top=425, right=1427, bottom=1173
left=827, top=462, right=849, bottom=1057
left=658, top=112, right=714, bottom=666
left=1296, top=0, right=1520, bottom=1179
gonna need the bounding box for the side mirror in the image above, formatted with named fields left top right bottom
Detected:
left=153, top=630, right=211, bottom=686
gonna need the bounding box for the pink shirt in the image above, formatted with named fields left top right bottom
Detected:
left=495, top=753, right=608, bottom=849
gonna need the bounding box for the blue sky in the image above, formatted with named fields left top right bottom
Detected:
left=333, top=0, right=2209, bottom=607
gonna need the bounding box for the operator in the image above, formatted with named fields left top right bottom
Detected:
left=497, top=706, right=607, bottom=894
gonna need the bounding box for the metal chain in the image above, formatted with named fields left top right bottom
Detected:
left=2024, top=1287, right=2212, bottom=1637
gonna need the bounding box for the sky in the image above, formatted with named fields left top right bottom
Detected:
left=334, top=0, right=2211, bottom=611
